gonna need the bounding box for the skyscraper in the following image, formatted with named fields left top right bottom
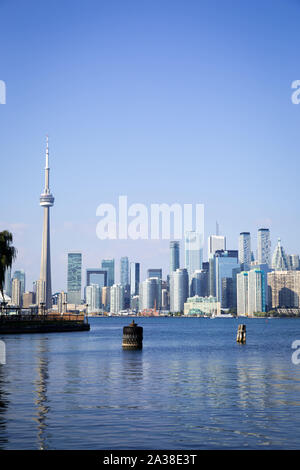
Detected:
left=215, top=250, right=240, bottom=306
left=139, top=277, right=161, bottom=311
left=12, top=270, right=25, bottom=295
left=11, top=278, right=22, bottom=307
left=86, top=284, right=101, bottom=313
left=57, top=291, right=67, bottom=313
left=36, top=279, right=46, bottom=309
left=147, top=268, right=162, bottom=280
left=257, top=228, right=271, bottom=266
left=190, top=270, right=209, bottom=297
left=170, top=241, right=180, bottom=273
left=120, top=257, right=129, bottom=286
left=208, top=235, right=226, bottom=259
left=101, top=259, right=115, bottom=287
left=272, top=239, right=290, bottom=271
left=110, top=284, right=124, bottom=314
left=67, top=253, right=82, bottom=304
left=102, top=286, right=111, bottom=311
left=169, top=268, right=189, bottom=313
left=237, top=271, right=249, bottom=315
left=39, top=136, right=54, bottom=310
left=184, top=231, right=203, bottom=281
left=130, top=262, right=140, bottom=296
left=238, top=232, right=251, bottom=267
left=248, top=269, right=265, bottom=315
left=3, top=266, right=12, bottom=297
left=290, top=255, right=300, bottom=270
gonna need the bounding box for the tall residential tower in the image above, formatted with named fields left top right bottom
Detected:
left=257, top=228, right=271, bottom=266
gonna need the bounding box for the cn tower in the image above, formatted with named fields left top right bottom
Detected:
left=39, top=136, right=54, bottom=310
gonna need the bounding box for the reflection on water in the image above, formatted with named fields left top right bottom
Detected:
left=33, top=338, right=50, bottom=450
left=1, top=318, right=300, bottom=449
left=0, top=366, right=8, bottom=448
left=121, top=350, right=144, bottom=383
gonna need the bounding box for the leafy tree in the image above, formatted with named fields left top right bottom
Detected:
left=0, top=231, right=17, bottom=302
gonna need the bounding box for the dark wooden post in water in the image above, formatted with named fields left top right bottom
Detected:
left=236, top=324, right=246, bottom=343
left=122, top=320, right=143, bottom=350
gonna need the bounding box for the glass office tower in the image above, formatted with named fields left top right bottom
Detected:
left=101, top=259, right=115, bottom=287
left=170, top=241, right=180, bottom=273
left=67, top=252, right=82, bottom=304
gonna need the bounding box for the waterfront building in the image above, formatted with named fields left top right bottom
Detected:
left=289, top=254, right=300, bottom=271
left=208, top=235, right=226, bottom=259
left=161, top=288, right=169, bottom=310
left=39, top=136, right=54, bottom=310
left=58, top=291, right=68, bottom=313
left=11, top=278, right=22, bottom=307
left=139, top=277, right=161, bottom=311
left=208, top=257, right=216, bottom=297
left=184, top=295, right=220, bottom=316
left=170, top=241, right=180, bottom=273
left=250, top=262, right=270, bottom=309
left=120, top=257, right=129, bottom=286
left=101, top=286, right=110, bottom=311
left=51, top=292, right=59, bottom=306
left=130, top=295, right=139, bottom=313
left=237, top=271, right=249, bottom=315
left=237, top=268, right=266, bottom=315
left=3, top=266, right=12, bottom=298
left=268, top=271, right=300, bottom=308
left=101, top=259, right=115, bottom=287
left=215, top=250, right=239, bottom=307
left=184, top=231, right=203, bottom=281
left=110, top=284, right=124, bottom=314
left=130, top=262, right=140, bottom=296
left=36, top=279, right=46, bottom=309
left=67, top=253, right=82, bottom=305
left=248, top=269, right=265, bottom=315
left=238, top=232, right=251, bottom=267
left=169, top=268, right=189, bottom=313
left=22, top=291, right=35, bottom=308
left=12, top=270, right=25, bottom=295
left=147, top=268, right=162, bottom=280
left=272, top=239, right=290, bottom=271
left=190, top=269, right=209, bottom=297
left=221, top=277, right=234, bottom=309
left=86, top=284, right=101, bottom=313
left=257, top=228, right=271, bottom=266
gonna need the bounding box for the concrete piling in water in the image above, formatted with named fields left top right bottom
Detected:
left=122, top=320, right=143, bottom=350
left=236, top=324, right=246, bottom=344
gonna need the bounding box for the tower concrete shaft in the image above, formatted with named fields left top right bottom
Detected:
left=39, top=136, right=54, bottom=310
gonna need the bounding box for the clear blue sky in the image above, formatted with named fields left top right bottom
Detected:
left=1, top=0, right=300, bottom=292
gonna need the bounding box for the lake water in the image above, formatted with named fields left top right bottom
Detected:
left=1, top=316, right=300, bottom=450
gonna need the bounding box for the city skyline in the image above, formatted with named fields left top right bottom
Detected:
left=6, top=217, right=300, bottom=296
